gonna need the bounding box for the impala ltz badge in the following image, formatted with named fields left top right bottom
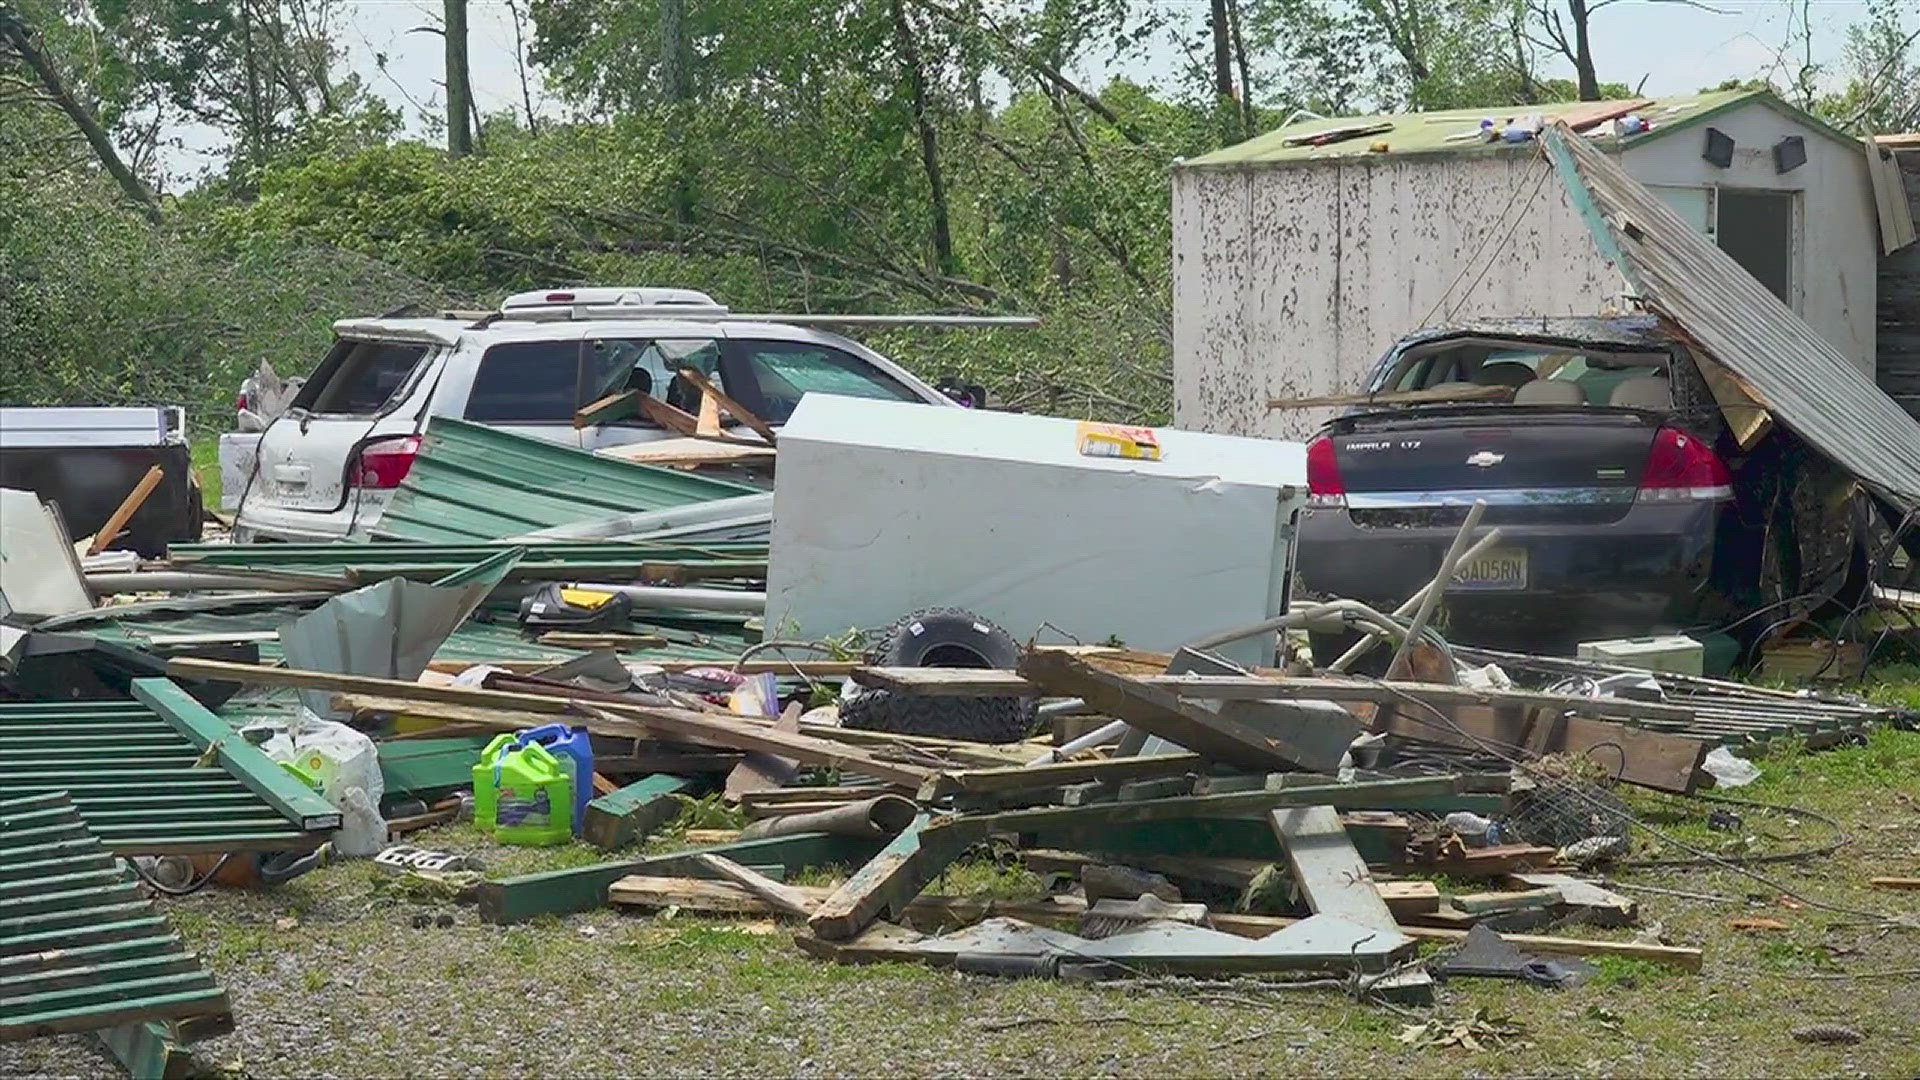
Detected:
left=1466, top=450, right=1505, bottom=468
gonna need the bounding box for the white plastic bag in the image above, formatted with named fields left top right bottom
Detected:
left=1702, top=746, right=1760, bottom=788
left=244, top=710, right=387, bottom=855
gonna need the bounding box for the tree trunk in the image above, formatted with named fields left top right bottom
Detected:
left=888, top=0, right=956, bottom=275
left=1226, top=0, right=1254, bottom=140
left=659, top=0, right=693, bottom=224
left=1209, top=0, right=1235, bottom=114
left=444, top=0, right=472, bottom=156
left=1569, top=0, right=1599, bottom=100
left=0, top=12, right=162, bottom=223
left=238, top=0, right=267, bottom=162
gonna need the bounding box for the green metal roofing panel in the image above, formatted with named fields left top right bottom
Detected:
left=165, top=539, right=769, bottom=583
left=373, top=417, right=760, bottom=543
left=0, top=698, right=335, bottom=854
left=1179, top=89, right=1846, bottom=167
left=1, top=791, right=234, bottom=1042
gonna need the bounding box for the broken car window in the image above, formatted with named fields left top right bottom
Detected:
left=293, top=339, right=430, bottom=416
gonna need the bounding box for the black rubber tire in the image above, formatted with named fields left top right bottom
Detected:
left=838, top=687, right=1037, bottom=744
left=872, top=607, right=1022, bottom=669
left=837, top=607, right=1034, bottom=743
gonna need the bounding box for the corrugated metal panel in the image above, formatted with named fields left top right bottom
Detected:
left=1, top=791, right=233, bottom=1041
left=0, top=689, right=338, bottom=855
left=374, top=418, right=760, bottom=543
left=165, top=539, right=770, bottom=581
left=1544, top=124, right=1920, bottom=510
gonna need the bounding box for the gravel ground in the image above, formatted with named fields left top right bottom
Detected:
left=7, top=733, right=1918, bottom=1078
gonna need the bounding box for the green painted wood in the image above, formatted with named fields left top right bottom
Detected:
left=133, top=677, right=343, bottom=832
left=95, top=1020, right=195, bottom=1080
left=583, top=774, right=699, bottom=851
left=476, top=831, right=887, bottom=924
left=378, top=735, right=493, bottom=798
left=0, top=936, right=181, bottom=975
left=0, top=901, right=154, bottom=936
left=1, top=918, right=173, bottom=954
left=2, top=985, right=230, bottom=1040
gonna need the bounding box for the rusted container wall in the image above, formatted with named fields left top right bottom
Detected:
left=1172, top=153, right=1619, bottom=440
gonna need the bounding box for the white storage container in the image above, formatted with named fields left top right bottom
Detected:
left=766, top=397, right=1307, bottom=667
left=1576, top=634, right=1705, bottom=676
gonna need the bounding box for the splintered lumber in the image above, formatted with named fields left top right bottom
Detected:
left=598, top=438, right=777, bottom=469
left=807, top=814, right=980, bottom=940
left=635, top=394, right=702, bottom=437
left=676, top=366, right=779, bottom=446
left=574, top=390, right=643, bottom=429
left=694, top=854, right=820, bottom=919
left=1018, top=649, right=1354, bottom=773
left=1270, top=806, right=1399, bottom=931
left=1267, top=384, right=1509, bottom=410
left=918, top=753, right=1208, bottom=801
left=583, top=774, right=701, bottom=851
left=88, top=465, right=165, bottom=555
left=167, top=660, right=933, bottom=788
left=478, top=831, right=889, bottom=923
left=852, top=667, right=1036, bottom=696
left=1368, top=700, right=1709, bottom=794
left=953, top=775, right=1489, bottom=838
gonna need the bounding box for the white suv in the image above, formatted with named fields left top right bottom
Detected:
left=229, top=287, right=963, bottom=542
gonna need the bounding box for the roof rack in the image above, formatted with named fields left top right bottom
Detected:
left=570, top=304, right=1039, bottom=328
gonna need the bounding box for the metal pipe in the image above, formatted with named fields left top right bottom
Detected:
left=1385, top=500, right=1486, bottom=680
left=602, top=512, right=774, bottom=544
left=510, top=493, right=773, bottom=542
left=574, top=582, right=766, bottom=613
left=1331, top=524, right=1503, bottom=673
left=737, top=794, right=918, bottom=839
left=1024, top=718, right=1128, bottom=765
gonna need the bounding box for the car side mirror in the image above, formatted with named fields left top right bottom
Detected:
left=936, top=376, right=987, bottom=409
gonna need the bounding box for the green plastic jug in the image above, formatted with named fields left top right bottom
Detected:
left=472, top=733, right=573, bottom=846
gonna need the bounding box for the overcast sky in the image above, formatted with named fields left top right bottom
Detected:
left=158, top=0, right=1877, bottom=179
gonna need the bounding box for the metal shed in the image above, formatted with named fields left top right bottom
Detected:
left=1173, top=90, right=1888, bottom=440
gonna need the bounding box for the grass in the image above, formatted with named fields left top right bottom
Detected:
left=191, top=433, right=224, bottom=512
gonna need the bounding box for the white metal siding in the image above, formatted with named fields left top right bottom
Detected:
left=1619, top=101, right=1878, bottom=378
left=1173, top=153, right=1621, bottom=439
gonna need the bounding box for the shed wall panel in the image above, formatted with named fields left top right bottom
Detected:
left=1175, top=153, right=1619, bottom=439
left=1619, top=100, right=1878, bottom=376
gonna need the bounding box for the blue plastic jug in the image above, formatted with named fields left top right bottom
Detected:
left=513, top=723, right=594, bottom=833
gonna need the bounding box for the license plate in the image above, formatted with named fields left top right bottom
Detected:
left=1451, top=548, right=1528, bottom=591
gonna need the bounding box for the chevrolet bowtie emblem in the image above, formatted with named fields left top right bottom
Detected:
left=1466, top=450, right=1505, bottom=468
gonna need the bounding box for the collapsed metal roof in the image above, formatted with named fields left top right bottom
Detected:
left=374, top=418, right=763, bottom=543
left=1543, top=123, right=1920, bottom=512
left=1, top=791, right=234, bottom=1041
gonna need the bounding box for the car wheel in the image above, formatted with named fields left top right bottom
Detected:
left=836, top=607, right=1037, bottom=744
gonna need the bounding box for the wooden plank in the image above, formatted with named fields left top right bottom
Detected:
left=573, top=390, right=642, bottom=429
left=129, top=678, right=342, bottom=832
left=88, top=465, right=164, bottom=555
left=1270, top=806, right=1398, bottom=931
left=807, top=814, right=974, bottom=941
left=1268, top=384, right=1510, bottom=410
left=634, top=393, right=702, bottom=437
left=167, top=661, right=932, bottom=788
left=917, top=753, right=1207, bottom=801
left=676, top=366, right=779, bottom=446
left=582, top=774, right=700, bottom=851
left=536, top=631, right=668, bottom=651
left=597, top=437, right=777, bottom=468
left=1869, top=877, right=1920, bottom=890
left=953, top=775, right=1482, bottom=836
left=694, top=853, right=820, bottom=919
left=1018, top=650, right=1353, bottom=773
left=1370, top=700, right=1708, bottom=794
left=851, top=667, right=1037, bottom=695
left=476, top=831, right=888, bottom=924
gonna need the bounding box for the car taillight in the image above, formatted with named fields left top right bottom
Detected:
left=1637, top=427, right=1732, bottom=502
left=352, top=436, right=421, bottom=490
left=236, top=392, right=250, bottom=412
left=1306, top=436, right=1346, bottom=508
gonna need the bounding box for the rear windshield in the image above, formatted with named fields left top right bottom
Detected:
left=1380, top=339, right=1671, bottom=410
left=293, top=340, right=430, bottom=415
